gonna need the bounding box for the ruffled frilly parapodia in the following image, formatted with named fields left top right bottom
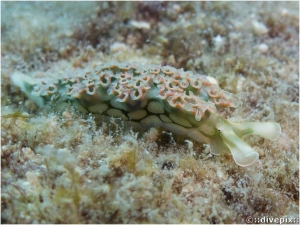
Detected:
left=11, top=62, right=281, bottom=167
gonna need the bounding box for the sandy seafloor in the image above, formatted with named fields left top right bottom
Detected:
left=1, top=2, right=299, bottom=224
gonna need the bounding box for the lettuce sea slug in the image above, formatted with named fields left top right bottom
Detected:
left=11, top=62, right=281, bottom=166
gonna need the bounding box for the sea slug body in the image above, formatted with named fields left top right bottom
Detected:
left=11, top=62, right=281, bottom=166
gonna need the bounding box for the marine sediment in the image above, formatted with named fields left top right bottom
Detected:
left=1, top=1, right=298, bottom=223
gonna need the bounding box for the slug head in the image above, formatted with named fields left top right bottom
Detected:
left=205, top=114, right=281, bottom=166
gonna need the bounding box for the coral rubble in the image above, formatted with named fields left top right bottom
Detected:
left=1, top=1, right=299, bottom=224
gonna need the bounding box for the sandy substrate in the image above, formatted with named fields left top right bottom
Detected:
left=1, top=2, right=299, bottom=223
